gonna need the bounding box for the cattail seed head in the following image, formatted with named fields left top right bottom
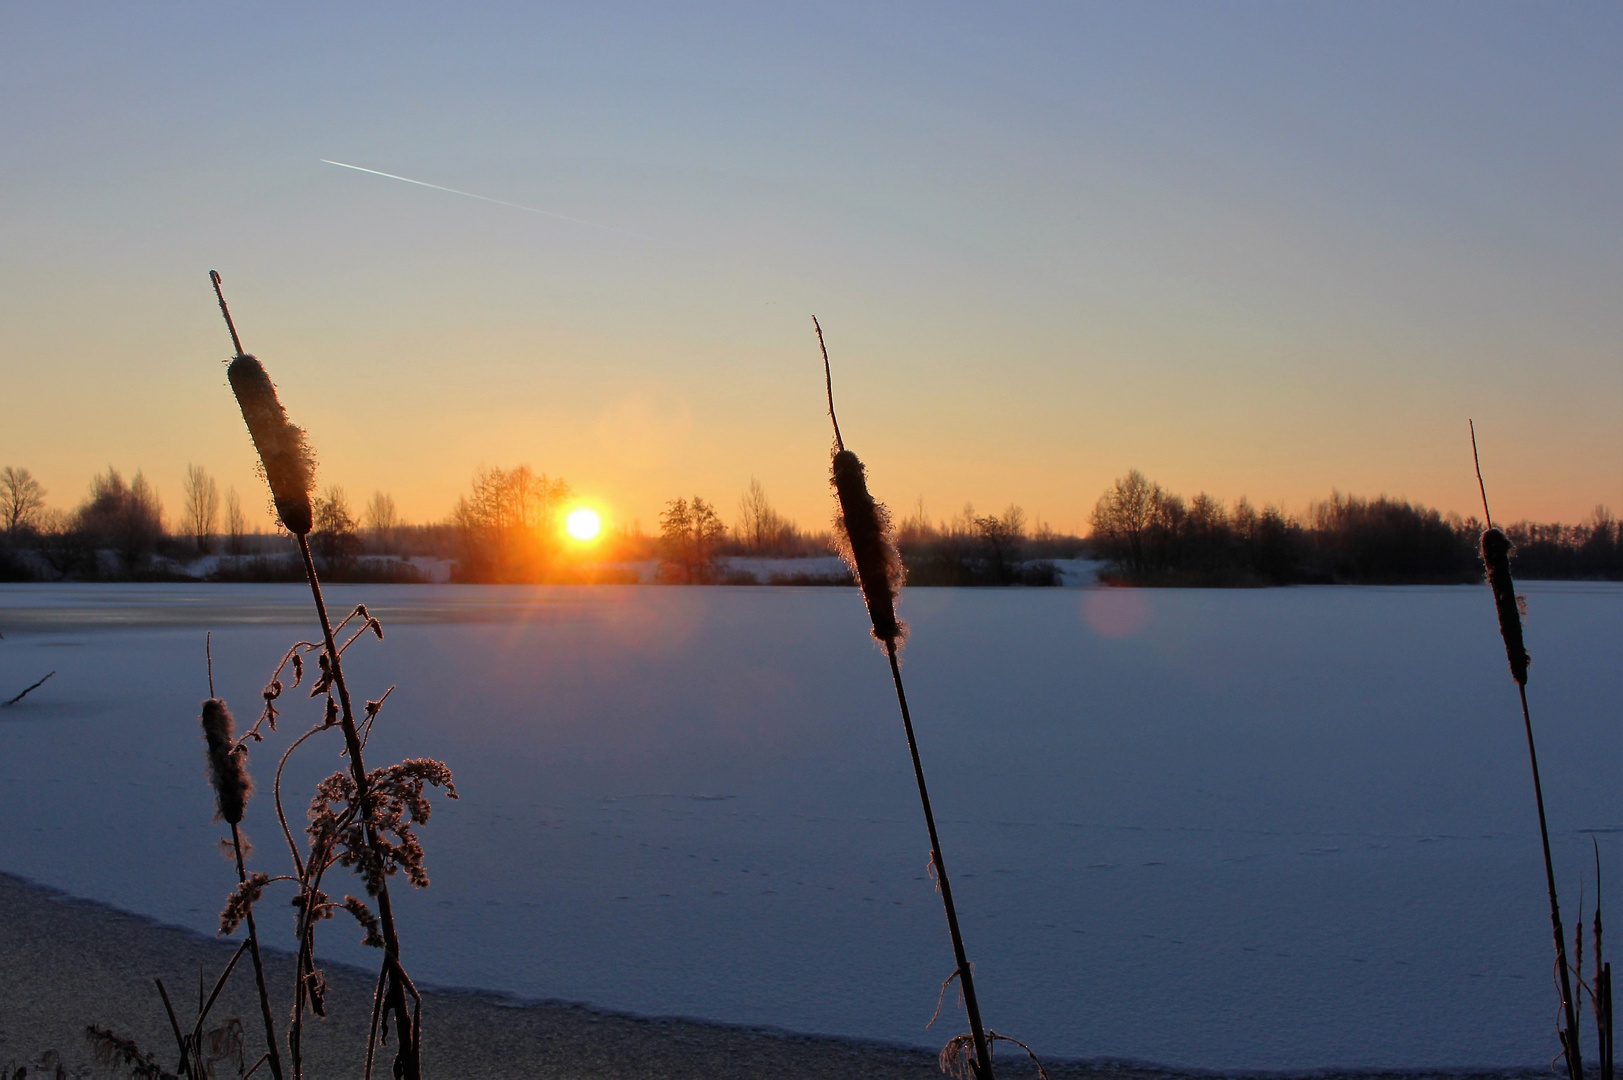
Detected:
left=227, top=354, right=314, bottom=535
left=201, top=698, right=253, bottom=824
left=831, top=448, right=907, bottom=647
left=1481, top=528, right=1530, bottom=686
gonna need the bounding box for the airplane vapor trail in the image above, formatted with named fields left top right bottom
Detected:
left=319, top=159, right=642, bottom=238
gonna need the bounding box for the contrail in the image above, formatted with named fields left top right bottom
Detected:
left=320, top=158, right=643, bottom=238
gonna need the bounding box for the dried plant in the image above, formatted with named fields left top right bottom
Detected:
left=941, top=1032, right=1050, bottom=1080
left=1471, top=420, right=1585, bottom=1079
left=197, top=637, right=283, bottom=1080
left=206, top=272, right=456, bottom=1080
left=816, top=316, right=999, bottom=1080
left=86, top=1025, right=170, bottom=1080
left=1594, top=844, right=1616, bottom=1080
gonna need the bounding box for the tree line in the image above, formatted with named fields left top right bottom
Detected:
left=1088, top=469, right=1622, bottom=585
left=4, top=461, right=1615, bottom=585
left=0, top=465, right=425, bottom=583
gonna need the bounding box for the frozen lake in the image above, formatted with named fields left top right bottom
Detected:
left=0, top=581, right=1618, bottom=1071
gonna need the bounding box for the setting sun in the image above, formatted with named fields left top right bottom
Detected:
left=565, top=507, right=602, bottom=541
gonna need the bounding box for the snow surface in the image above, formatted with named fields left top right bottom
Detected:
left=0, top=581, right=1618, bottom=1070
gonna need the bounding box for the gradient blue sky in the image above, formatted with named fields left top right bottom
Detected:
left=3, top=3, right=1619, bottom=534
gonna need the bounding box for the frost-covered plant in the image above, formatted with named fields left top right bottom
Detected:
left=1470, top=421, right=1598, bottom=1079
left=815, top=317, right=1006, bottom=1080
left=205, top=271, right=456, bottom=1080
left=197, top=676, right=281, bottom=1080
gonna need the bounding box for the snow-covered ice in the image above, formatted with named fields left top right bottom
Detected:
left=0, top=581, right=1618, bottom=1070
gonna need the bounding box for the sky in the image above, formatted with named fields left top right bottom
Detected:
left=3, top=3, right=1620, bottom=535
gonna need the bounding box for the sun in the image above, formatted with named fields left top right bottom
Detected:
left=565, top=507, right=602, bottom=542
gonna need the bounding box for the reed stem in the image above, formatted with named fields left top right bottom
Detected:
left=294, top=534, right=419, bottom=1080
left=1519, top=682, right=1583, bottom=1080
left=230, top=822, right=284, bottom=1080
left=210, top=270, right=244, bottom=357
left=886, top=642, right=995, bottom=1080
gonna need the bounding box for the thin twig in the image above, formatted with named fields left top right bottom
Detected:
left=987, top=1032, right=1051, bottom=1080
left=231, top=820, right=285, bottom=1080
left=363, top=958, right=390, bottom=1080
left=359, top=685, right=395, bottom=749
left=2, top=671, right=55, bottom=707
left=154, top=978, right=194, bottom=1080
left=274, top=723, right=330, bottom=879
left=206, top=632, right=215, bottom=698
left=192, top=940, right=250, bottom=1049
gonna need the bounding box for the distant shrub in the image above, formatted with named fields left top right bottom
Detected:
left=894, top=501, right=1066, bottom=587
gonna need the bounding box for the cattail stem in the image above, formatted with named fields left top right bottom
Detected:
left=293, top=534, right=419, bottom=1080
left=231, top=821, right=284, bottom=1080
left=1470, top=419, right=1494, bottom=527
left=813, top=316, right=844, bottom=453
left=1597, top=840, right=1614, bottom=1080
left=1603, top=961, right=1615, bottom=1080
left=210, top=270, right=245, bottom=357
left=1519, top=682, right=1583, bottom=1080
left=886, top=642, right=995, bottom=1080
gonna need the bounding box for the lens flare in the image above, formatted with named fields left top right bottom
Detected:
left=566, top=508, right=602, bottom=541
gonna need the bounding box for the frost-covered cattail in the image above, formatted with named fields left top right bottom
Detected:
left=201, top=698, right=253, bottom=824
left=227, top=354, right=315, bottom=536
left=1481, top=527, right=1529, bottom=686
left=816, top=316, right=995, bottom=1079
left=831, top=448, right=906, bottom=647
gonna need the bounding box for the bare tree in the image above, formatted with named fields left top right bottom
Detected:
left=0, top=467, right=46, bottom=534
left=897, top=497, right=934, bottom=546
left=660, top=496, right=725, bottom=583
left=77, top=467, right=165, bottom=571
left=364, top=491, right=400, bottom=552
left=736, top=478, right=793, bottom=555
left=225, top=488, right=247, bottom=555
left=1090, top=469, right=1161, bottom=576
left=312, top=486, right=361, bottom=571
left=973, top=504, right=1026, bottom=584
left=451, top=465, right=572, bottom=581
left=36, top=510, right=90, bottom=577
left=182, top=464, right=220, bottom=552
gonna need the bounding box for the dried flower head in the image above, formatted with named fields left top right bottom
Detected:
left=831, top=448, right=907, bottom=647
left=227, top=354, right=315, bottom=535
left=201, top=698, right=253, bottom=824
left=343, top=895, right=385, bottom=948
left=219, top=871, right=269, bottom=935
left=1481, top=527, right=1530, bottom=686
left=307, top=757, right=457, bottom=895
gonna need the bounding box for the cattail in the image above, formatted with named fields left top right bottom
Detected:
left=227, top=354, right=315, bottom=535
left=1471, top=423, right=1581, bottom=1080
left=1480, top=527, right=1529, bottom=686
left=816, top=317, right=994, bottom=1080
left=831, top=448, right=907, bottom=647
left=201, top=698, right=253, bottom=824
